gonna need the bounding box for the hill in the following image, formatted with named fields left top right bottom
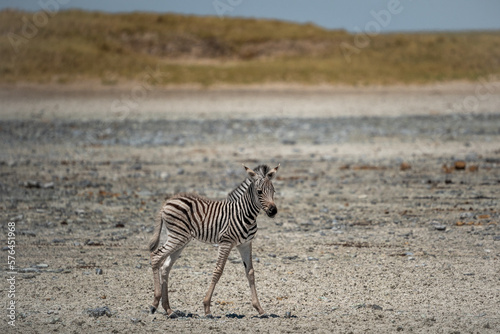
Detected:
left=1, top=9, right=499, bottom=86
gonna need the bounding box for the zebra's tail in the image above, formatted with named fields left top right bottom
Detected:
left=148, top=207, right=164, bottom=252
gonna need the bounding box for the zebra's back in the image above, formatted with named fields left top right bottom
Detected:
left=160, top=191, right=259, bottom=245
left=161, top=193, right=229, bottom=244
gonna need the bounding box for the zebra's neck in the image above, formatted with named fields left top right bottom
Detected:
left=227, top=178, right=252, bottom=202
left=234, top=180, right=261, bottom=219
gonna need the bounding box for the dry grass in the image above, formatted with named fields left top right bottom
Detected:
left=1, top=9, right=499, bottom=85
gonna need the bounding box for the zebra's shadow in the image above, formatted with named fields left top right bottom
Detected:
left=157, top=309, right=283, bottom=320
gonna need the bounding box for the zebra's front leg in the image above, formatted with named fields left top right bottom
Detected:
left=203, top=241, right=233, bottom=316
left=237, top=241, right=265, bottom=315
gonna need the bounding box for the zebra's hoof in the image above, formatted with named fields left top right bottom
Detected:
left=150, top=306, right=157, bottom=314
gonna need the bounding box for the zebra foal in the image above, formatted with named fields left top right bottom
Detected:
left=149, top=163, right=280, bottom=317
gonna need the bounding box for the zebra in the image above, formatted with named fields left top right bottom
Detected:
left=149, top=163, right=280, bottom=317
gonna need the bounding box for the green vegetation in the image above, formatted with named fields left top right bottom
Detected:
left=1, top=9, right=499, bottom=86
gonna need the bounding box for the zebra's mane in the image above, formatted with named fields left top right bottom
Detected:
left=227, top=165, right=270, bottom=202
left=253, top=165, right=271, bottom=178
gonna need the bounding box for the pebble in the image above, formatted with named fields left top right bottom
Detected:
left=86, top=306, right=112, bottom=318
left=434, top=225, right=446, bottom=231
left=95, top=268, right=103, bottom=275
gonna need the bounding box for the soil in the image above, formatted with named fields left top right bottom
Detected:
left=1, top=83, right=499, bottom=333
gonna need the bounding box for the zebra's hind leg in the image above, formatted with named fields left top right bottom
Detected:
left=237, top=241, right=265, bottom=315
left=203, top=241, right=233, bottom=316
left=160, top=246, right=185, bottom=316
left=150, top=236, right=190, bottom=315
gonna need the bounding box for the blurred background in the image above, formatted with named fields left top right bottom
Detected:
left=1, top=0, right=499, bottom=86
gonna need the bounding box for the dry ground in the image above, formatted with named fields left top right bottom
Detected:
left=1, top=83, right=499, bottom=333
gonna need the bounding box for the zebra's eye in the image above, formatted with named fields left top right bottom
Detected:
left=257, top=189, right=263, bottom=195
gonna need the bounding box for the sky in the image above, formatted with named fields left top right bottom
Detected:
left=2, top=0, right=500, bottom=33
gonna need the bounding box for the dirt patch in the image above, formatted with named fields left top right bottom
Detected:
left=1, top=85, right=499, bottom=333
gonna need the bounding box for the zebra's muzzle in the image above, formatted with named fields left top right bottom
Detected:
left=266, top=205, right=278, bottom=218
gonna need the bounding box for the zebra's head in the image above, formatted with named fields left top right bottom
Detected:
left=243, top=163, right=280, bottom=218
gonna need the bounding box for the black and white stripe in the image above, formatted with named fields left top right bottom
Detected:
left=148, top=164, right=279, bottom=316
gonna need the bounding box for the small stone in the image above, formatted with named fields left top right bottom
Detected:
left=454, top=160, right=466, bottom=170
left=400, top=162, right=411, bottom=171
left=434, top=225, right=446, bottom=231
left=24, top=180, right=41, bottom=188
left=42, top=182, right=55, bottom=189
left=352, top=303, right=366, bottom=309
left=20, top=230, right=37, bottom=237
left=95, top=268, right=103, bottom=275
left=86, top=306, right=112, bottom=318
left=131, top=163, right=142, bottom=171
left=10, top=214, right=24, bottom=222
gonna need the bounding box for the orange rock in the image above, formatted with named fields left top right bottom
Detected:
left=468, top=165, right=479, bottom=172
left=442, top=164, right=453, bottom=173
left=454, top=161, right=466, bottom=170
left=400, top=162, right=411, bottom=171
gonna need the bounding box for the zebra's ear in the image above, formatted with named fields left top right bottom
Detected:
left=266, top=163, right=280, bottom=180
left=243, top=164, right=258, bottom=179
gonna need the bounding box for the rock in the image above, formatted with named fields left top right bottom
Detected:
left=85, top=240, right=103, bottom=246
left=86, top=306, right=112, bottom=318
left=10, top=214, right=24, bottom=222
left=42, top=182, right=55, bottom=189
left=131, top=163, right=142, bottom=170
left=95, top=268, right=103, bottom=275
left=23, top=180, right=41, bottom=188
left=400, top=162, right=411, bottom=171
left=454, top=160, right=466, bottom=170
left=352, top=303, right=366, bottom=309
left=468, top=165, right=479, bottom=172
left=434, top=225, right=446, bottom=231
left=370, top=304, right=383, bottom=311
